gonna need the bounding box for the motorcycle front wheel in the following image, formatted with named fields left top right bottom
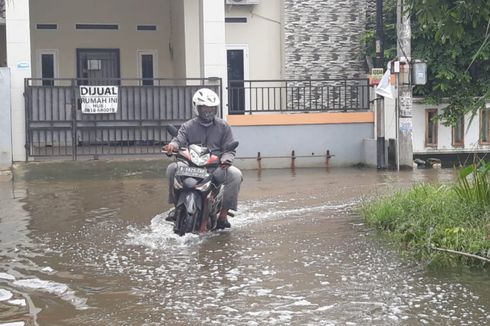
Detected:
left=173, top=206, right=201, bottom=236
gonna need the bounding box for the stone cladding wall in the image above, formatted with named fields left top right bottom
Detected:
left=284, top=0, right=376, bottom=79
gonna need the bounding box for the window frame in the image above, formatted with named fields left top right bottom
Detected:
left=480, top=108, right=490, bottom=144
left=425, top=109, right=438, bottom=148
left=451, top=114, right=465, bottom=147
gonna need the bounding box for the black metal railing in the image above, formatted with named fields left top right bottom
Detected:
left=227, top=78, right=370, bottom=114
left=24, top=77, right=222, bottom=160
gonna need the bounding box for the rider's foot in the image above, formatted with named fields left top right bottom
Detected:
left=216, top=218, right=231, bottom=229
left=165, top=209, right=176, bottom=222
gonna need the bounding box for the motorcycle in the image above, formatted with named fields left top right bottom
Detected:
left=164, top=125, right=239, bottom=236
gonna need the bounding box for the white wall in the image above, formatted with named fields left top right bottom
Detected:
left=225, top=1, right=282, bottom=80
left=201, top=0, right=227, bottom=113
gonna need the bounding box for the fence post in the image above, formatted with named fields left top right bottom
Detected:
left=71, top=79, right=77, bottom=160
left=23, top=78, right=29, bottom=162
left=344, top=79, right=348, bottom=112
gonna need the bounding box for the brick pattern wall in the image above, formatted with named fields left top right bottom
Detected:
left=284, top=0, right=375, bottom=80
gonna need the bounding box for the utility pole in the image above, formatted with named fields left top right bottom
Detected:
left=375, top=0, right=386, bottom=169
left=396, top=0, right=413, bottom=169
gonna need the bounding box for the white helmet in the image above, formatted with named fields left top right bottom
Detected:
left=192, top=88, right=220, bottom=123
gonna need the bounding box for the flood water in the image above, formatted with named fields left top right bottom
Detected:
left=0, top=163, right=489, bottom=325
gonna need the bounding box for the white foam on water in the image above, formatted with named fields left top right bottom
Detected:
left=316, top=304, right=336, bottom=311
left=41, top=267, right=55, bottom=273
left=7, top=299, right=26, bottom=307
left=0, top=289, right=13, bottom=301
left=0, top=273, right=16, bottom=281
left=126, top=212, right=204, bottom=250
left=0, top=322, right=25, bottom=326
left=231, top=200, right=357, bottom=229
left=127, top=200, right=355, bottom=250
left=13, top=278, right=88, bottom=310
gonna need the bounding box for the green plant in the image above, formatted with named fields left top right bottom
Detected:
left=362, top=183, right=490, bottom=268
left=454, top=161, right=490, bottom=208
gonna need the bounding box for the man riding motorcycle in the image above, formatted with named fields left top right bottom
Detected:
left=163, top=88, right=242, bottom=230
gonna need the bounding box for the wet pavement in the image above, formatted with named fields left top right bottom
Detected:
left=0, top=162, right=489, bottom=325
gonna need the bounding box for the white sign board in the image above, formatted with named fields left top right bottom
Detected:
left=80, top=86, right=118, bottom=114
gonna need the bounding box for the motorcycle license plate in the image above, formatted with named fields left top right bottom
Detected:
left=176, top=166, right=207, bottom=178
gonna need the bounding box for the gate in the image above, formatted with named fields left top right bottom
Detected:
left=24, top=78, right=222, bottom=160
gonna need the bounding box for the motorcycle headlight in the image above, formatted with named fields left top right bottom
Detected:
left=190, top=150, right=210, bottom=166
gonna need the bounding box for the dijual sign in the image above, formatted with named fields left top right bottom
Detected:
left=79, top=86, right=119, bottom=114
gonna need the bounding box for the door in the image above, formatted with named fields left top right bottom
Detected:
left=77, top=49, right=120, bottom=85
left=227, top=47, right=247, bottom=114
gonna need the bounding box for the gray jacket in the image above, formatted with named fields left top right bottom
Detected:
left=169, top=118, right=237, bottom=163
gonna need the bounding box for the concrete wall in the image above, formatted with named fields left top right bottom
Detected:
left=29, top=0, right=175, bottom=79
left=283, top=0, right=373, bottom=79
left=182, top=0, right=201, bottom=78
left=6, top=0, right=31, bottom=162
left=170, top=0, right=186, bottom=79
left=232, top=123, right=374, bottom=168
left=0, top=67, right=12, bottom=169
left=225, top=1, right=282, bottom=80
left=362, top=138, right=378, bottom=167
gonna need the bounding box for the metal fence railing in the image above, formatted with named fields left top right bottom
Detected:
left=25, top=77, right=222, bottom=160
left=227, top=78, right=370, bottom=114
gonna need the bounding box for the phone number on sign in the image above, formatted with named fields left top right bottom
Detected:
left=82, top=107, right=117, bottom=114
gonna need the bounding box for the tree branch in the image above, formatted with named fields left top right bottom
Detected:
left=431, top=245, right=490, bottom=263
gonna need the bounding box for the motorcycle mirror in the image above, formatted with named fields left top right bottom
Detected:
left=166, top=125, right=178, bottom=137
left=225, top=141, right=239, bottom=151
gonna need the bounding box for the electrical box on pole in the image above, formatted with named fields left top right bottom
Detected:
left=412, top=61, right=427, bottom=85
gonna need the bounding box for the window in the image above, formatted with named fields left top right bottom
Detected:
left=480, top=109, right=490, bottom=144
left=452, top=115, right=464, bottom=147
left=77, top=49, right=120, bottom=85
left=138, top=51, right=157, bottom=86
left=425, top=109, right=438, bottom=147
left=38, top=50, right=58, bottom=86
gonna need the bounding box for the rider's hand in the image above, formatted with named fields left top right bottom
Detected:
left=220, top=158, right=232, bottom=170
left=162, top=143, right=176, bottom=153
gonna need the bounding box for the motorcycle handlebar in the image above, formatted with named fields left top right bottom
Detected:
left=161, top=149, right=177, bottom=157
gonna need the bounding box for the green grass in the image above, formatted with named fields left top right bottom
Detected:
left=362, top=183, right=490, bottom=269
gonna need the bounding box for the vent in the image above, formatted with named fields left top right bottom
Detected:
left=76, top=24, right=118, bottom=30
left=225, top=17, right=248, bottom=23
left=225, top=0, right=260, bottom=5
left=37, top=24, right=58, bottom=30
left=137, top=25, right=157, bottom=31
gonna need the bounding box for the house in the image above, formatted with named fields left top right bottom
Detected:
left=412, top=99, right=490, bottom=168
left=1, top=0, right=377, bottom=169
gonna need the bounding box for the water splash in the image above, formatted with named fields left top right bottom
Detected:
left=13, top=278, right=88, bottom=310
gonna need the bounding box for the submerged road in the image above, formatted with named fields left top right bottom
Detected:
left=0, top=163, right=489, bottom=325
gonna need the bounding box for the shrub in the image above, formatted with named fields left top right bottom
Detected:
left=362, top=183, right=490, bottom=268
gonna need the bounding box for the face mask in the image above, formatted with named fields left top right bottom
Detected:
left=198, top=106, right=217, bottom=122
